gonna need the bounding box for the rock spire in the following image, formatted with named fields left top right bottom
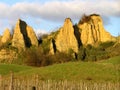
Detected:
left=12, top=19, right=38, bottom=49
left=55, top=18, right=78, bottom=53
left=1, top=28, right=11, bottom=43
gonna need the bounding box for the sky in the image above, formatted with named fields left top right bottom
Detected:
left=0, top=0, right=120, bottom=36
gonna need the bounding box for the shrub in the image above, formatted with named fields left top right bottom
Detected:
left=107, top=43, right=120, bottom=57
left=79, top=14, right=91, bottom=24
left=21, top=46, right=73, bottom=67
left=40, top=39, right=51, bottom=54
left=54, top=52, right=73, bottom=63
left=23, top=47, right=48, bottom=67
left=99, top=41, right=115, bottom=49
left=77, top=46, right=86, bottom=61
left=77, top=45, right=110, bottom=61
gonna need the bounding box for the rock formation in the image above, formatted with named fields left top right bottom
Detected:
left=51, top=14, right=115, bottom=54
left=50, top=39, right=56, bottom=54
left=26, top=25, right=38, bottom=47
left=12, top=19, right=27, bottom=49
left=78, top=14, right=115, bottom=46
left=12, top=19, right=38, bottom=49
left=55, top=18, right=78, bottom=53
left=1, top=28, right=11, bottom=43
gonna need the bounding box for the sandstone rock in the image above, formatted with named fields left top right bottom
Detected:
left=55, top=18, right=78, bottom=53
left=12, top=19, right=38, bottom=49
left=1, top=28, right=11, bottom=43
left=50, top=39, right=56, bottom=54
left=12, top=19, right=26, bottom=49
left=26, top=26, right=38, bottom=47
left=78, top=14, right=115, bottom=46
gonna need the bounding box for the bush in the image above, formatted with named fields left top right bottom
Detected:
left=23, top=47, right=49, bottom=66
left=19, top=46, right=73, bottom=67
left=54, top=52, right=73, bottom=63
left=107, top=43, right=120, bottom=57
left=79, top=14, right=91, bottom=24
left=77, top=46, right=86, bottom=61
left=99, top=41, right=115, bottom=49
left=77, top=45, right=110, bottom=61
left=41, top=39, right=51, bottom=54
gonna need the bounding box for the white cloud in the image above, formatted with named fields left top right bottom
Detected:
left=0, top=0, right=120, bottom=33
left=36, top=29, right=48, bottom=34
left=0, top=0, right=120, bottom=20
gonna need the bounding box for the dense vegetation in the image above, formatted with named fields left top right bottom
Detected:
left=78, top=41, right=118, bottom=61
left=11, top=40, right=119, bottom=67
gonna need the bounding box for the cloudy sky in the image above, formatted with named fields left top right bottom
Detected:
left=0, top=0, right=120, bottom=36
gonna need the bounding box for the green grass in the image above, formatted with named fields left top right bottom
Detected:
left=0, top=56, right=120, bottom=82
left=0, top=64, right=32, bottom=75
left=101, top=56, right=120, bottom=64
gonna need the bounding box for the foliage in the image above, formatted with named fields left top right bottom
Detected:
left=40, top=39, right=51, bottom=54
left=77, top=46, right=86, bottom=60
left=77, top=44, right=110, bottom=61
left=53, top=52, right=73, bottom=63
left=77, top=41, right=120, bottom=61
left=107, top=43, right=120, bottom=57
left=79, top=14, right=91, bottom=24
left=85, top=45, right=109, bottom=61
left=22, top=47, right=47, bottom=66
left=99, top=41, right=115, bottom=49
left=15, top=46, right=73, bottom=67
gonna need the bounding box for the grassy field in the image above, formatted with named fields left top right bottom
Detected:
left=0, top=56, right=120, bottom=82
left=0, top=64, right=32, bottom=75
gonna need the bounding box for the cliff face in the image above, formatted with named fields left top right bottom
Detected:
left=26, top=26, right=38, bottom=47
left=55, top=18, right=78, bottom=53
left=12, top=19, right=26, bottom=49
left=78, top=14, right=115, bottom=46
left=12, top=19, right=38, bottom=49
left=49, top=15, right=115, bottom=54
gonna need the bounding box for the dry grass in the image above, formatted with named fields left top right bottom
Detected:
left=0, top=74, right=120, bottom=90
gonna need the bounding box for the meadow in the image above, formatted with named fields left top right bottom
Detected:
left=0, top=56, right=120, bottom=81
left=0, top=56, right=120, bottom=90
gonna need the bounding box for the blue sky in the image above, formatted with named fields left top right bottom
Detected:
left=0, top=0, right=120, bottom=36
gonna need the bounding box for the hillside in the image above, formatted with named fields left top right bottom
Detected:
left=1, top=56, right=120, bottom=82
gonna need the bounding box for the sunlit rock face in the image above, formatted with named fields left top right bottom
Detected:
left=55, top=18, right=78, bottom=53
left=1, top=28, right=11, bottom=43
left=12, top=19, right=38, bottom=49
left=26, top=25, right=38, bottom=47
left=78, top=14, right=115, bottom=46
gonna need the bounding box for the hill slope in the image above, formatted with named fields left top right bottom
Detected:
left=0, top=56, right=120, bottom=82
